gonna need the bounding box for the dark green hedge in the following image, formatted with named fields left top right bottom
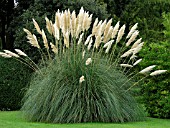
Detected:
left=139, top=41, right=170, bottom=118
left=0, top=57, right=32, bottom=110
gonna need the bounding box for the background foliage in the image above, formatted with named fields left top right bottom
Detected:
left=0, top=57, right=32, bottom=110
left=139, top=12, right=170, bottom=118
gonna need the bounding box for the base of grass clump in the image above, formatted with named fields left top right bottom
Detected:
left=21, top=47, right=145, bottom=123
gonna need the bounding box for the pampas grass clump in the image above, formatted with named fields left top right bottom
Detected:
left=0, top=7, right=167, bottom=123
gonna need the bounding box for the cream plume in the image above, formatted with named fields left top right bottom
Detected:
left=104, top=19, right=112, bottom=37
left=0, top=52, right=12, bottom=58
left=133, top=59, right=142, bottom=66
left=139, top=65, right=156, bottom=74
left=126, top=23, right=138, bottom=39
left=78, top=33, right=84, bottom=45
left=64, top=32, right=69, bottom=48
left=131, top=38, right=142, bottom=49
left=86, top=58, right=92, bottom=65
left=45, top=17, right=53, bottom=35
left=121, top=49, right=134, bottom=58
left=116, top=24, right=126, bottom=43
left=15, top=49, right=27, bottom=57
left=42, top=29, right=49, bottom=49
left=126, top=30, right=139, bottom=46
left=120, top=64, right=133, bottom=68
left=150, top=70, right=167, bottom=76
left=79, top=76, right=85, bottom=83
left=105, top=40, right=114, bottom=53
left=94, top=35, right=102, bottom=49
left=4, top=50, right=20, bottom=58
left=23, top=28, right=40, bottom=49
left=32, top=18, right=42, bottom=35
left=133, top=42, right=144, bottom=54
left=53, top=24, right=60, bottom=40
left=50, top=43, right=58, bottom=54
left=82, top=50, right=85, bottom=59
left=87, top=38, right=93, bottom=50
left=112, top=21, right=120, bottom=39
left=84, top=34, right=92, bottom=45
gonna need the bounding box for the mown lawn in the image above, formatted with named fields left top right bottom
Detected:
left=0, top=111, right=170, bottom=128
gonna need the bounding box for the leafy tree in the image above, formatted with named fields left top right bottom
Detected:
left=0, top=0, right=34, bottom=50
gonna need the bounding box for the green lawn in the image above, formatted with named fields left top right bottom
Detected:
left=0, top=111, right=170, bottom=128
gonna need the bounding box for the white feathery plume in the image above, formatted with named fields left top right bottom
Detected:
left=85, top=14, right=93, bottom=31
left=23, top=28, right=40, bottom=49
left=82, top=12, right=89, bottom=31
left=92, top=18, right=99, bottom=36
left=133, top=59, right=142, bottom=66
left=55, top=10, right=61, bottom=29
left=126, top=23, right=138, bottom=39
left=42, top=29, right=49, bottom=49
left=93, top=18, right=99, bottom=28
left=101, top=20, right=107, bottom=32
left=104, top=19, right=112, bottom=37
left=76, top=24, right=81, bottom=39
left=120, top=64, right=133, bottom=68
left=53, top=23, right=60, bottom=40
left=79, top=76, right=85, bottom=83
left=139, top=65, right=156, bottom=74
left=94, top=35, right=102, bottom=49
left=62, top=11, right=67, bottom=34
left=45, top=17, right=53, bottom=35
left=71, top=11, right=76, bottom=37
left=67, top=9, right=71, bottom=32
left=112, top=21, right=120, bottom=39
left=63, top=31, right=69, bottom=48
left=105, top=40, right=114, bottom=53
left=116, top=24, right=126, bottom=43
left=131, top=38, right=142, bottom=49
left=121, top=49, right=134, bottom=58
left=78, top=7, right=84, bottom=26
left=15, top=49, right=27, bottom=57
left=78, top=33, right=84, bottom=45
left=104, top=40, right=114, bottom=48
left=150, top=70, right=167, bottom=76
left=86, top=58, right=92, bottom=65
left=32, top=18, right=42, bottom=35
left=50, top=21, right=55, bottom=36
left=50, top=43, right=58, bottom=54
left=4, top=50, right=20, bottom=58
left=130, top=54, right=137, bottom=60
left=84, top=34, right=92, bottom=45
left=126, top=30, right=139, bottom=47
left=103, top=26, right=113, bottom=43
left=0, top=52, right=12, bottom=58
left=82, top=50, right=85, bottom=59
left=133, top=42, right=144, bottom=54
left=87, top=38, right=93, bottom=50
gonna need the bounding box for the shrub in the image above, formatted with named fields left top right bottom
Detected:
left=1, top=8, right=166, bottom=123
left=139, top=12, right=170, bottom=118
left=0, top=57, right=32, bottom=110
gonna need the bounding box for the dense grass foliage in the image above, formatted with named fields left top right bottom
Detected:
left=0, top=111, right=170, bottom=128
left=22, top=46, right=144, bottom=123
left=0, top=57, right=32, bottom=110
